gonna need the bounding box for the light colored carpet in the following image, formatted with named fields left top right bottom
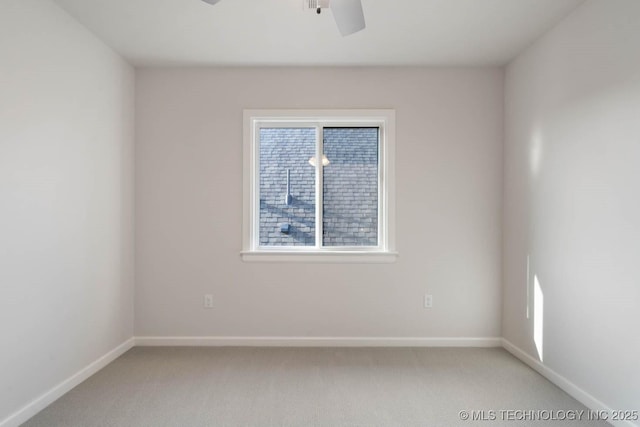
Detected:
left=22, top=347, right=610, bottom=426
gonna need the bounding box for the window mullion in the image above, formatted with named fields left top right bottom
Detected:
left=315, top=125, right=324, bottom=250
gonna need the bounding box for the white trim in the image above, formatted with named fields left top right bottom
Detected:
left=135, top=336, right=502, bottom=347
left=502, top=339, right=638, bottom=427
left=240, top=250, right=398, bottom=263
left=0, top=338, right=135, bottom=427
left=381, top=112, right=396, bottom=252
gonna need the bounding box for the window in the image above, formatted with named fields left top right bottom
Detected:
left=243, top=110, right=396, bottom=262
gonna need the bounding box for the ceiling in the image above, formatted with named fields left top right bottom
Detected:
left=52, top=0, right=584, bottom=67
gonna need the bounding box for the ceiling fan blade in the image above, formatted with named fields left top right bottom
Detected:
left=201, top=0, right=222, bottom=5
left=330, top=0, right=366, bottom=36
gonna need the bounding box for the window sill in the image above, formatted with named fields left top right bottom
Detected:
left=240, top=251, right=399, bottom=263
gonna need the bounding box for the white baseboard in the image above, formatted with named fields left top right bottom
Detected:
left=502, top=338, right=638, bottom=427
left=0, top=337, right=135, bottom=427
left=135, top=336, right=503, bottom=348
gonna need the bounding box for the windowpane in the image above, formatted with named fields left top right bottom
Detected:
left=259, top=128, right=316, bottom=247
left=322, top=128, right=379, bottom=247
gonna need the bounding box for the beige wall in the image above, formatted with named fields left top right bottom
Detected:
left=0, top=0, right=135, bottom=421
left=135, top=67, right=504, bottom=338
left=503, top=0, right=640, bottom=414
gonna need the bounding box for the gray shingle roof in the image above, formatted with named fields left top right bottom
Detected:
left=259, top=127, right=378, bottom=247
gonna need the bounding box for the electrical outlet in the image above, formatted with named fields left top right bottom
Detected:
left=204, top=294, right=214, bottom=309
left=424, top=294, right=433, bottom=309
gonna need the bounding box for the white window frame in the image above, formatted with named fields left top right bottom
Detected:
left=242, top=109, right=397, bottom=263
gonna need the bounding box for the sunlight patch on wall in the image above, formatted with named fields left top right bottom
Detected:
left=534, top=275, right=544, bottom=362
left=526, top=255, right=531, bottom=319
left=530, top=128, right=543, bottom=177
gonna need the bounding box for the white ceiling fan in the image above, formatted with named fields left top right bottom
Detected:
left=201, top=0, right=366, bottom=36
